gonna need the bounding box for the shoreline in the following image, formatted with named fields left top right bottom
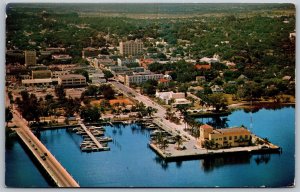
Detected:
left=228, top=101, right=295, bottom=110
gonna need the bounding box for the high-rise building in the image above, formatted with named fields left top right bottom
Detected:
left=119, top=40, right=143, bottom=56
left=24, top=51, right=36, bottom=66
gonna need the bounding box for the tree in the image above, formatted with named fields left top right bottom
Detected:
left=55, top=85, right=66, bottom=101
left=5, top=107, right=13, bottom=127
left=174, top=135, right=183, bottom=150
left=80, top=106, right=101, bottom=122
left=206, top=93, right=228, bottom=112
left=103, top=70, right=114, bottom=80
left=99, top=84, right=115, bottom=100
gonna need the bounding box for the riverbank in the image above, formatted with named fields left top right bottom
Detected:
left=228, top=101, right=295, bottom=110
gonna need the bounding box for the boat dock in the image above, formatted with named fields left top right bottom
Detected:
left=78, top=123, right=110, bottom=152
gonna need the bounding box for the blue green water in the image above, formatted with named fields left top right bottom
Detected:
left=5, top=107, right=295, bottom=187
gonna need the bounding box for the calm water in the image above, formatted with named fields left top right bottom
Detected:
left=5, top=107, right=295, bottom=187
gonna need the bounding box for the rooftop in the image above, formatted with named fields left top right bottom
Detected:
left=59, top=74, right=86, bottom=80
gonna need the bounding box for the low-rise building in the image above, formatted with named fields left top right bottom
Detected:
left=195, top=63, right=211, bottom=70
left=52, top=54, right=72, bottom=60
left=211, top=85, right=224, bottom=93
left=89, top=73, right=107, bottom=85
left=198, top=124, right=251, bottom=148
left=125, top=73, right=164, bottom=86
left=31, top=70, right=52, bottom=79
left=51, top=70, right=70, bottom=78
left=58, top=74, right=86, bottom=87
left=155, top=91, right=191, bottom=107
left=22, top=78, right=55, bottom=86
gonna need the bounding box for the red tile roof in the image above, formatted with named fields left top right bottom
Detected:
left=200, top=124, right=213, bottom=129
left=195, top=64, right=211, bottom=70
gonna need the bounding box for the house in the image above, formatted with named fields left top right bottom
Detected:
left=210, top=85, right=223, bottom=93
left=196, top=76, right=206, bottom=82
left=238, top=74, right=248, bottom=80
left=198, top=124, right=251, bottom=149
left=195, top=63, right=211, bottom=70
left=282, top=76, right=292, bottom=81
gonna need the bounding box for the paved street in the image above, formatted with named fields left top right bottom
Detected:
left=110, top=81, right=196, bottom=142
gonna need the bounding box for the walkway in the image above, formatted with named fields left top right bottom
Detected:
left=79, top=123, right=103, bottom=149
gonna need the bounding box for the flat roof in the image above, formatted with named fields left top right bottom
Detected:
left=215, top=127, right=251, bottom=135
left=22, top=78, right=53, bottom=83
left=58, top=74, right=86, bottom=80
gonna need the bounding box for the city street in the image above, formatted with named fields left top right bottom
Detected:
left=110, top=81, right=196, bottom=141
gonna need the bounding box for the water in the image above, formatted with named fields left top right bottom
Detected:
left=5, top=107, right=295, bottom=187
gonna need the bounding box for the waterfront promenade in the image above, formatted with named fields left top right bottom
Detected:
left=11, top=109, right=80, bottom=187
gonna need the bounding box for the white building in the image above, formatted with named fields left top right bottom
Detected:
left=155, top=91, right=191, bottom=107
left=22, top=78, right=54, bottom=86
left=89, top=73, right=107, bottom=85
left=124, top=73, right=164, bottom=86
left=58, top=74, right=86, bottom=87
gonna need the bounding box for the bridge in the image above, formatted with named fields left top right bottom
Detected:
left=12, top=110, right=80, bottom=187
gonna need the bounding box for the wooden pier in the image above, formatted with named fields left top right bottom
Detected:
left=79, top=123, right=107, bottom=151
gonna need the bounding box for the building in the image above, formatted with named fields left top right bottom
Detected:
left=139, top=58, right=155, bottom=69
left=89, top=73, right=107, bottom=85
left=117, top=58, right=139, bottom=66
left=32, top=70, right=52, bottom=79
left=155, top=91, right=191, bottom=107
left=22, top=78, right=55, bottom=86
left=52, top=54, right=72, bottom=60
left=198, top=124, right=251, bottom=148
left=51, top=70, right=70, bottom=78
left=58, top=74, right=86, bottom=87
left=210, top=85, right=224, bottom=93
left=119, top=40, right=144, bottom=56
left=195, top=63, right=211, bottom=70
left=124, top=73, right=163, bottom=86
left=24, top=51, right=36, bottom=66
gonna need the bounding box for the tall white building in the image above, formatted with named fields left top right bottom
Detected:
left=119, top=40, right=143, bottom=56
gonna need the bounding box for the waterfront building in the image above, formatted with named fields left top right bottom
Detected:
left=31, top=70, right=52, bottom=79
left=124, top=72, right=163, bottom=86
left=119, top=40, right=144, bottom=56
left=24, top=51, right=36, bottom=66
left=198, top=124, right=251, bottom=148
left=58, top=74, right=86, bottom=87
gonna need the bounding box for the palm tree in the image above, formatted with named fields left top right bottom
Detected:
left=174, top=135, right=183, bottom=150
left=161, top=139, right=168, bottom=152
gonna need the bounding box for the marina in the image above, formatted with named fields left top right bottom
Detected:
left=76, top=123, right=111, bottom=152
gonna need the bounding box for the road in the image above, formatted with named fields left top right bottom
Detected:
left=10, top=103, right=80, bottom=187
left=110, top=81, right=196, bottom=141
